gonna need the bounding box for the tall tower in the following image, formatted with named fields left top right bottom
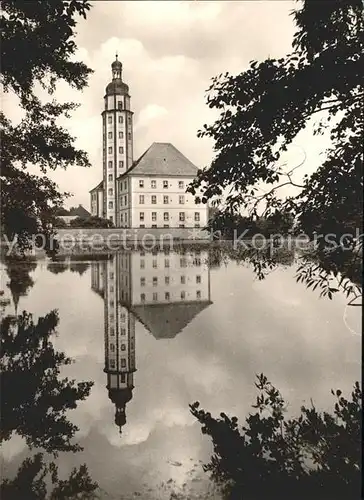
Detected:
left=103, top=256, right=136, bottom=435
left=102, top=55, right=134, bottom=224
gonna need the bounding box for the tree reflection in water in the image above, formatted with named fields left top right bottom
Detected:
left=0, top=309, right=98, bottom=498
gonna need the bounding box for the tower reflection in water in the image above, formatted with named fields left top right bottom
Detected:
left=91, top=246, right=212, bottom=434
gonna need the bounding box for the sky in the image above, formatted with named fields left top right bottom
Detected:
left=3, top=1, right=332, bottom=210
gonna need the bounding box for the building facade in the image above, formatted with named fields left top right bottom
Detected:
left=117, top=142, right=208, bottom=229
left=90, top=59, right=208, bottom=229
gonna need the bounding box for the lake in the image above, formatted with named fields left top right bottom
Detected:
left=0, top=246, right=361, bottom=498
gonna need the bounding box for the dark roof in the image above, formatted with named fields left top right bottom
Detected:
left=131, top=301, right=212, bottom=339
left=89, top=180, right=103, bottom=193
left=69, top=205, right=91, bottom=218
left=55, top=207, right=70, bottom=216
left=105, top=79, right=129, bottom=96
left=119, top=143, right=199, bottom=178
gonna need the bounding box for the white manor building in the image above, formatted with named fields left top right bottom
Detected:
left=90, top=57, right=208, bottom=229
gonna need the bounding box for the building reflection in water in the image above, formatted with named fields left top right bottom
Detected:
left=91, top=246, right=212, bottom=434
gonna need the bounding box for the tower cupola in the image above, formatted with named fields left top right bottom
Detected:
left=106, top=54, right=129, bottom=96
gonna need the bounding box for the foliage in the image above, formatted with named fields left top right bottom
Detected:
left=209, top=209, right=294, bottom=239
left=0, top=0, right=93, bottom=252
left=0, top=453, right=98, bottom=500
left=188, top=0, right=363, bottom=295
left=0, top=310, right=93, bottom=454
left=53, top=217, right=68, bottom=229
left=190, top=374, right=362, bottom=500
left=69, top=216, right=114, bottom=228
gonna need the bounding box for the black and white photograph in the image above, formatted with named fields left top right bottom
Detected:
left=0, top=1, right=362, bottom=499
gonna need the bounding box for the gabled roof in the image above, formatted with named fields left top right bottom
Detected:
left=89, top=180, right=103, bottom=193
left=55, top=207, right=70, bottom=216
left=69, top=205, right=91, bottom=218
left=131, top=300, right=212, bottom=339
left=120, top=142, right=199, bottom=178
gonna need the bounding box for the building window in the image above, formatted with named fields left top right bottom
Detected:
left=120, top=373, right=126, bottom=383
left=108, top=174, right=113, bottom=181
left=165, top=259, right=169, bottom=268
left=163, top=212, right=169, bottom=221
left=153, top=292, right=158, bottom=301
left=140, top=212, right=144, bottom=221
left=153, top=277, right=158, bottom=286
left=128, top=116, right=132, bottom=123
left=108, top=132, right=112, bottom=139
left=181, top=291, right=186, bottom=300
left=196, top=290, right=201, bottom=299
left=119, top=146, right=124, bottom=154
left=128, top=132, right=132, bottom=140
left=179, top=212, right=185, bottom=221
left=165, top=276, right=170, bottom=285
left=151, top=180, right=156, bottom=189
left=140, top=250, right=145, bottom=256
left=140, top=224, right=145, bottom=228
left=110, top=343, right=115, bottom=352
left=194, top=258, right=201, bottom=266
left=121, top=343, right=126, bottom=351
left=125, top=213, right=127, bottom=222
left=124, top=180, right=127, bottom=189
left=163, top=196, right=168, bottom=204
left=121, top=327, right=126, bottom=335
left=108, top=161, right=112, bottom=168
left=195, top=212, right=200, bottom=221
left=196, top=275, right=201, bottom=284
left=108, top=188, right=113, bottom=195
left=163, top=180, right=168, bottom=189
left=108, top=147, right=112, bottom=154
left=121, top=358, right=126, bottom=368
left=110, top=360, right=115, bottom=369
left=180, top=258, right=187, bottom=267
left=140, top=277, right=145, bottom=287
left=152, top=224, right=157, bottom=228
left=151, top=195, right=157, bottom=204
left=120, top=213, right=123, bottom=223
left=110, top=327, right=115, bottom=335
left=119, top=131, right=123, bottom=139
left=179, top=224, right=185, bottom=228
left=152, top=259, right=157, bottom=268
left=141, top=293, right=145, bottom=302
left=139, top=195, right=144, bottom=204
left=108, top=116, right=112, bottom=123
left=179, top=195, right=185, bottom=204
left=119, top=116, right=123, bottom=123
left=152, top=212, right=157, bottom=221
left=181, top=275, right=186, bottom=284
left=124, top=195, right=127, bottom=205
left=195, top=224, right=200, bottom=228
left=165, top=292, right=170, bottom=301
left=140, top=259, right=145, bottom=269
left=139, top=180, right=144, bottom=188
left=118, top=101, right=123, bottom=110
left=179, top=181, right=184, bottom=189
left=108, top=201, right=113, bottom=209
left=163, top=224, right=169, bottom=228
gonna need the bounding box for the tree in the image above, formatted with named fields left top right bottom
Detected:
left=190, top=374, right=361, bottom=500
left=1, top=0, right=93, bottom=252
left=0, top=310, right=93, bottom=453
left=69, top=216, right=114, bottom=228
left=188, top=0, right=363, bottom=296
